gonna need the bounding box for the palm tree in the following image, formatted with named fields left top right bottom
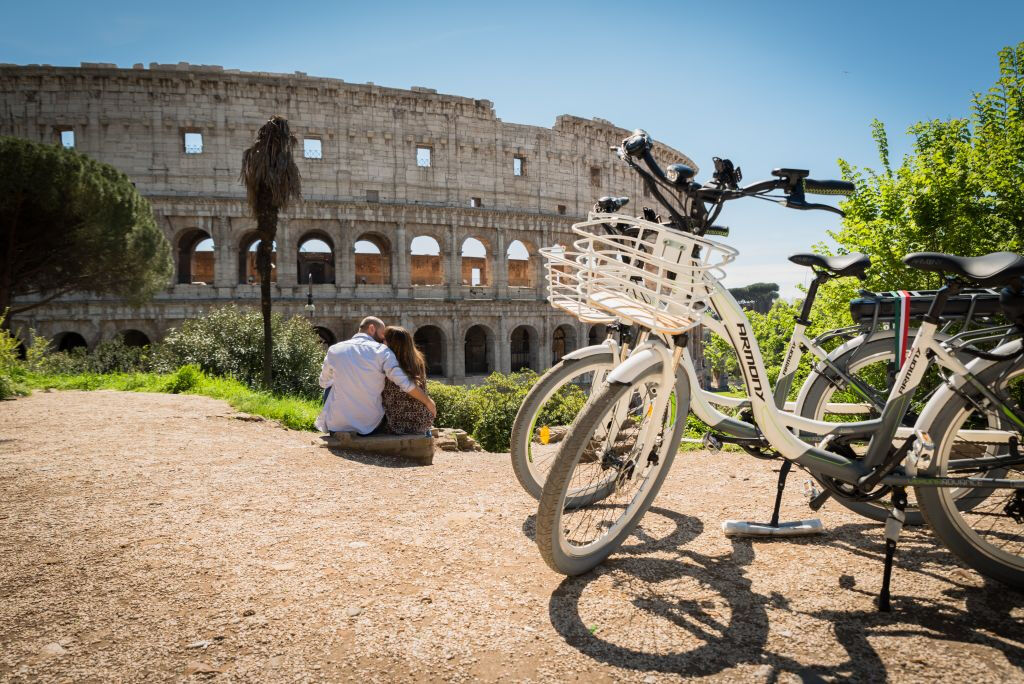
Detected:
left=240, top=115, right=301, bottom=388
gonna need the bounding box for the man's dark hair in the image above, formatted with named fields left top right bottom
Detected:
left=358, top=316, right=385, bottom=332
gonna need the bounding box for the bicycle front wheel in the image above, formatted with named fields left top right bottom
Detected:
left=535, top=364, right=689, bottom=576
left=510, top=352, right=615, bottom=500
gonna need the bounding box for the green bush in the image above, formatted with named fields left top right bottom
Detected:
left=427, top=380, right=482, bottom=432
left=0, top=313, right=28, bottom=399
left=536, top=381, right=586, bottom=427
left=32, top=337, right=151, bottom=376
left=469, top=370, right=539, bottom=452
left=164, top=364, right=203, bottom=394
left=153, top=305, right=323, bottom=399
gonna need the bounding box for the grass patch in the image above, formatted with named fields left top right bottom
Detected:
left=24, top=369, right=321, bottom=431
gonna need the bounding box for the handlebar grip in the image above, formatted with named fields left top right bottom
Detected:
left=803, top=179, right=855, bottom=196
left=705, top=225, right=729, bottom=237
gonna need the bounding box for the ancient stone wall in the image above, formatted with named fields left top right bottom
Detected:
left=1, top=62, right=704, bottom=383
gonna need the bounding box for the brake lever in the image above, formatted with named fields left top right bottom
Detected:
left=785, top=199, right=845, bottom=217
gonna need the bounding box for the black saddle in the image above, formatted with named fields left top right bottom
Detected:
left=788, top=252, right=870, bottom=278
left=903, top=251, right=1024, bottom=287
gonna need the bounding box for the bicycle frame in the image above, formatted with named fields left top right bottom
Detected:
left=624, top=279, right=1024, bottom=490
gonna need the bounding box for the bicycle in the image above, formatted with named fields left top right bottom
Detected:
left=534, top=130, right=1024, bottom=608
left=514, top=203, right=1009, bottom=529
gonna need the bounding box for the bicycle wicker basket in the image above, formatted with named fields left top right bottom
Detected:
left=541, top=214, right=738, bottom=335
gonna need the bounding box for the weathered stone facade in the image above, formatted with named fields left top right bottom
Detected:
left=1, top=62, right=699, bottom=382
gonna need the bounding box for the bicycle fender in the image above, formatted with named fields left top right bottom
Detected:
left=606, top=347, right=662, bottom=385
left=562, top=344, right=615, bottom=362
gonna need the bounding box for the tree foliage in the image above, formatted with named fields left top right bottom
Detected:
left=728, top=282, right=780, bottom=313
left=812, top=42, right=1024, bottom=330
left=0, top=137, right=172, bottom=320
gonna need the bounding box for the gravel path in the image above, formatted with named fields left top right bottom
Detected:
left=1, top=390, right=1023, bottom=682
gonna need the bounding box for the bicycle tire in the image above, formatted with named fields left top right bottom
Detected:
left=915, top=351, right=1024, bottom=588
left=510, top=353, right=615, bottom=501
left=536, top=364, right=689, bottom=576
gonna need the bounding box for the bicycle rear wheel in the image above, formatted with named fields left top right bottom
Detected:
left=535, top=364, right=689, bottom=576
left=915, top=352, right=1024, bottom=587
left=510, top=353, right=614, bottom=500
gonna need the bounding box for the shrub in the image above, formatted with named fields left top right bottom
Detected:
left=427, top=380, right=482, bottom=432
left=154, top=305, right=323, bottom=399
left=536, top=381, right=586, bottom=428
left=164, top=364, right=203, bottom=394
left=469, top=370, right=539, bottom=452
left=0, top=313, right=28, bottom=399
left=32, top=336, right=151, bottom=376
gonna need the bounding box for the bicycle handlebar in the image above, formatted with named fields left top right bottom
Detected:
left=612, top=130, right=852, bottom=232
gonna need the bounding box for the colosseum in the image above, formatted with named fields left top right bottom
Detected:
left=1, top=61, right=699, bottom=384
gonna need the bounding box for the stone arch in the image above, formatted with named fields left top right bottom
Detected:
left=588, top=323, right=606, bottom=346
left=54, top=331, right=88, bottom=352
left=177, top=228, right=215, bottom=285
left=460, top=236, right=490, bottom=286
left=120, top=329, right=151, bottom=347
left=464, top=324, right=495, bottom=376
left=354, top=233, right=391, bottom=285
left=414, top=325, right=446, bottom=377
left=297, top=232, right=336, bottom=285
left=314, top=326, right=336, bottom=346
left=506, top=239, right=536, bottom=288
left=510, top=324, right=539, bottom=372
left=552, top=323, right=578, bottom=365
left=238, top=233, right=278, bottom=284
left=410, top=235, right=443, bottom=286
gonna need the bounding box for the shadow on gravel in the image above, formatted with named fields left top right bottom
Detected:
left=547, top=543, right=770, bottom=676
left=322, top=446, right=423, bottom=469
left=522, top=506, right=703, bottom=550
left=547, top=510, right=1024, bottom=679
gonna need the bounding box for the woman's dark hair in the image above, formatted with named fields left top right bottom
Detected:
left=384, top=326, right=427, bottom=386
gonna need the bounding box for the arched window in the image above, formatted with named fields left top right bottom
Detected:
left=314, top=326, right=336, bottom=346
left=510, top=325, right=537, bottom=372
left=588, top=324, right=606, bottom=346
left=411, top=236, right=443, bottom=286
left=461, top=237, right=489, bottom=286
left=55, top=331, right=88, bottom=352
left=121, top=330, right=150, bottom=347
left=552, top=324, right=577, bottom=365
left=238, top=235, right=277, bottom=284
left=298, top=235, right=336, bottom=285
left=354, top=234, right=391, bottom=285
left=507, top=240, right=533, bottom=287
left=414, top=325, right=445, bottom=376
left=464, top=325, right=493, bottom=375
left=177, top=229, right=214, bottom=285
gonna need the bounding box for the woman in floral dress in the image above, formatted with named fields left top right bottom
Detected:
left=381, top=326, right=435, bottom=435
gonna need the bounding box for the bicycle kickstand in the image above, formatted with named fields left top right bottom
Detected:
left=877, top=487, right=908, bottom=612
left=722, top=459, right=824, bottom=537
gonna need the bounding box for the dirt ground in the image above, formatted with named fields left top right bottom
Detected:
left=1, top=390, right=1023, bottom=683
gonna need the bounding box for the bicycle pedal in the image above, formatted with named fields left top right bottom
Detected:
left=702, top=432, right=723, bottom=453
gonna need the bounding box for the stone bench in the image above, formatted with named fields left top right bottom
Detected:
left=322, top=431, right=434, bottom=465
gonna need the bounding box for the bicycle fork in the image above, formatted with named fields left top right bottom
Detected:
left=624, top=341, right=682, bottom=485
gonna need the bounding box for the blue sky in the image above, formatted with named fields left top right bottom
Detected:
left=3, top=0, right=1022, bottom=296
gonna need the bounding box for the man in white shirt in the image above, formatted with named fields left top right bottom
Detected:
left=315, top=316, right=436, bottom=435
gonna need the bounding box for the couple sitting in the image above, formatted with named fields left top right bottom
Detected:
left=315, top=316, right=437, bottom=436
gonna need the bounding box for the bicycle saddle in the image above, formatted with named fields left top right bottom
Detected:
left=903, top=251, right=1024, bottom=286
left=788, top=252, right=870, bottom=278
